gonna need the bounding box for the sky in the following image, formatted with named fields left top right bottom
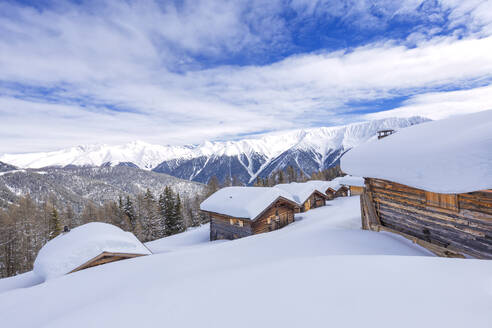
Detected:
left=1, top=0, right=492, bottom=153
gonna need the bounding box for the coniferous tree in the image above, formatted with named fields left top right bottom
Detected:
left=173, top=193, right=185, bottom=233
left=207, top=176, right=220, bottom=195
left=49, top=206, right=62, bottom=240
left=232, top=175, right=242, bottom=186
left=124, top=196, right=137, bottom=231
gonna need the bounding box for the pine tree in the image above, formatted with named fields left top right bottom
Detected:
left=232, top=175, right=242, bottom=186
left=49, top=206, right=62, bottom=240
left=142, top=188, right=160, bottom=241
left=207, top=176, right=220, bottom=195
left=124, top=196, right=137, bottom=231
left=173, top=193, right=185, bottom=233
left=163, top=187, right=183, bottom=236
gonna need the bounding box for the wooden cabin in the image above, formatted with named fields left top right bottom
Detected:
left=342, top=110, right=492, bottom=259
left=348, top=185, right=364, bottom=196
left=360, top=178, right=492, bottom=259
left=301, top=190, right=329, bottom=212
left=325, top=187, right=336, bottom=200
left=275, top=182, right=329, bottom=212
left=334, top=185, right=349, bottom=197
left=200, top=187, right=299, bottom=241
left=33, top=222, right=151, bottom=279
left=377, top=129, right=395, bottom=139
left=335, top=176, right=365, bottom=196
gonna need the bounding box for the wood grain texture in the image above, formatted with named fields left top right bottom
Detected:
left=361, top=178, right=492, bottom=259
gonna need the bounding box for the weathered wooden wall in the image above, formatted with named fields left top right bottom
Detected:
left=361, top=178, right=492, bottom=259
left=210, top=214, right=253, bottom=241
left=207, top=199, right=297, bottom=241
left=349, top=186, right=364, bottom=196
left=325, top=189, right=336, bottom=200
left=302, top=192, right=326, bottom=212
left=252, top=201, right=295, bottom=234
left=335, top=186, right=349, bottom=198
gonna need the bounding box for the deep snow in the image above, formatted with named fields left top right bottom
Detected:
left=1, top=197, right=491, bottom=328
left=34, top=222, right=151, bottom=280
left=342, top=110, right=492, bottom=193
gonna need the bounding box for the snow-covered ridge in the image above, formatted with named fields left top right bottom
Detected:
left=0, top=117, right=428, bottom=170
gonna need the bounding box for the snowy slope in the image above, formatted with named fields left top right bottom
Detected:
left=0, top=117, right=428, bottom=184
left=1, top=197, right=491, bottom=328
left=342, top=110, right=492, bottom=193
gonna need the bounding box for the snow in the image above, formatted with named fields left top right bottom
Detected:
left=334, top=175, right=365, bottom=187
left=0, top=271, right=43, bottom=295
left=0, top=116, right=427, bottom=171
left=1, top=197, right=491, bottom=328
left=200, top=186, right=297, bottom=219
left=275, top=182, right=326, bottom=204
left=145, top=225, right=213, bottom=254
left=342, top=110, right=492, bottom=193
left=33, top=222, right=151, bottom=280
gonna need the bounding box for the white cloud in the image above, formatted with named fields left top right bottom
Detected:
left=364, top=85, right=492, bottom=120
left=0, top=0, right=492, bottom=153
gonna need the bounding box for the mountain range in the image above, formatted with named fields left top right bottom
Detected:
left=0, top=165, right=206, bottom=211
left=0, top=116, right=429, bottom=185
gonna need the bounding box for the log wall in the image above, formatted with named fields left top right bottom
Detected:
left=302, top=192, right=327, bottom=211
left=210, top=214, right=253, bottom=241
left=349, top=186, right=364, bottom=196
left=252, top=201, right=296, bottom=234
left=361, top=178, right=492, bottom=259
left=335, top=186, right=349, bottom=198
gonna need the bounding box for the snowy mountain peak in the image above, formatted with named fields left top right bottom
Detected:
left=0, top=116, right=429, bottom=182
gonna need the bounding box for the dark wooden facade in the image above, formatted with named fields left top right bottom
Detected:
left=206, top=197, right=298, bottom=241
left=301, top=191, right=328, bottom=212
left=335, top=186, right=349, bottom=198
left=69, top=252, right=147, bottom=274
left=325, top=188, right=336, bottom=200
left=360, top=178, right=492, bottom=259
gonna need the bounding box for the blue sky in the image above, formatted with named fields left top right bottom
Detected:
left=0, top=0, right=492, bottom=153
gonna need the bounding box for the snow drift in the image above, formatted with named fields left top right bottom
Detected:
left=342, top=110, right=492, bottom=193
left=33, top=222, right=151, bottom=280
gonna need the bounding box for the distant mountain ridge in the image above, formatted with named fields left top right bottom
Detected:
left=0, top=164, right=206, bottom=211
left=0, top=117, right=430, bottom=184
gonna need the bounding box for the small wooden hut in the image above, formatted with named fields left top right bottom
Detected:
left=342, top=110, right=492, bottom=259
left=34, top=222, right=151, bottom=279
left=325, top=187, right=336, bottom=200
left=334, top=185, right=349, bottom=197
left=275, top=182, right=329, bottom=212
left=377, top=129, right=395, bottom=139
left=200, top=187, right=299, bottom=241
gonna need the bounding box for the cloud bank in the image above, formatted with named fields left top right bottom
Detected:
left=0, top=0, right=491, bottom=153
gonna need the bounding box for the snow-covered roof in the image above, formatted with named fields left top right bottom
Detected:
left=275, top=182, right=327, bottom=204
left=333, top=176, right=365, bottom=187
left=342, top=110, right=492, bottom=194
left=200, top=187, right=298, bottom=220
left=34, top=222, right=151, bottom=280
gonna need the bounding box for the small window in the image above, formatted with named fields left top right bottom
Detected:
left=267, top=217, right=271, bottom=224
